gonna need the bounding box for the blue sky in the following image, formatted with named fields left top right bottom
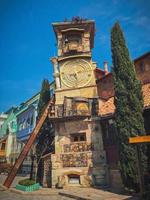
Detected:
left=0, top=0, right=150, bottom=112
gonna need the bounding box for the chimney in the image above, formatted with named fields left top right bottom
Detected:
left=104, top=61, right=108, bottom=74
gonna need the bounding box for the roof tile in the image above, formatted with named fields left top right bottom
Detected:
left=99, top=83, right=150, bottom=116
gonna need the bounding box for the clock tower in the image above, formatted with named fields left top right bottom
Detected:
left=51, top=18, right=97, bottom=104
left=49, top=18, right=107, bottom=188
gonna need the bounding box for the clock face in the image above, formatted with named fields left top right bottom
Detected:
left=60, top=59, right=93, bottom=88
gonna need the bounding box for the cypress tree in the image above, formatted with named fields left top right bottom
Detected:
left=111, top=22, right=147, bottom=190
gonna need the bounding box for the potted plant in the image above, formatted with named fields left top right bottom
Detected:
left=16, top=179, right=40, bottom=192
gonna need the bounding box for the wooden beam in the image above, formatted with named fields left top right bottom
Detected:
left=3, top=101, right=52, bottom=188
left=129, top=135, right=150, bottom=144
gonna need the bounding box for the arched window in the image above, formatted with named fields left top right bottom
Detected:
left=22, top=119, right=26, bottom=129
left=26, top=117, right=30, bottom=127
left=30, top=115, right=34, bottom=125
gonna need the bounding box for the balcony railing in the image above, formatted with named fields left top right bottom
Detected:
left=53, top=105, right=90, bottom=118
left=48, top=98, right=99, bottom=119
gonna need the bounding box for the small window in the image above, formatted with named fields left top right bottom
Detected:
left=74, top=136, right=78, bottom=142
left=27, top=117, right=30, bottom=126
left=80, top=135, right=85, bottom=141
left=1, top=142, right=6, bottom=150
left=18, top=122, right=22, bottom=131
left=30, top=115, right=34, bottom=125
left=68, top=174, right=80, bottom=184
left=71, top=133, right=86, bottom=142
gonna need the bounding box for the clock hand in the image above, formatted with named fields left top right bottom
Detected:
left=68, top=73, right=77, bottom=80
left=74, top=73, right=77, bottom=80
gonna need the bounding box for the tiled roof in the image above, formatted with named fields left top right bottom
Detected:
left=143, top=83, right=150, bottom=109
left=99, top=83, right=150, bottom=116
left=134, top=51, right=150, bottom=62
left=99, top=97, right=115, bottom=116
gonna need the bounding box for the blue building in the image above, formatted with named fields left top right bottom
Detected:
left=16, top=80, right=55, bottom=142
left=16, top=93, right=40, bottom=142
left=15, top=81, right=55, bottom=174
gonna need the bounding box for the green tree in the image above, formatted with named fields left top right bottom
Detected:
left=111, top=22, right=147, bottom=190
left=35, top=79, right=54, bottom=184
left=38, top=79, right=50, bottom=117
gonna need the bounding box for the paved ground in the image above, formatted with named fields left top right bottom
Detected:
left=0, top=173, right=29, bottom=187
left=0, top=190, right=74, bottom=200
left=60, top=187, right=139, bottom=200
left=0, top=174, right=139, bottom=200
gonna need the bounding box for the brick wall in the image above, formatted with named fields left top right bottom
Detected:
left=97, top=73, right=114, bottom=99
left=97, top=52, right=150, bottom=99
left=134, top=54, right=150, bottom=84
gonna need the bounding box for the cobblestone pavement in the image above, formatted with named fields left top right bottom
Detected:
left=0, top=190, right=74, bottom=200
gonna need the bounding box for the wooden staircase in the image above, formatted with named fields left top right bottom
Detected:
left=3, top=100, right=53, bottom=188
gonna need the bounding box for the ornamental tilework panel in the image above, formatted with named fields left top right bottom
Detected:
left=63, top=142, right=93, bottom=153
left=60, top=153, right=87, bottom=167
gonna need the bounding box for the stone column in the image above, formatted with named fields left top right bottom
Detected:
left=57, top=33, right=62, bottom=56
left=51, top=57, right=61, bottom=89
left=83, top=32, right=90, bottom=52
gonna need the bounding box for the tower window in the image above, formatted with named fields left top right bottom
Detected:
left=65, top=32, right=82, bottom=43
left=70, top=133, right=86, bottom=142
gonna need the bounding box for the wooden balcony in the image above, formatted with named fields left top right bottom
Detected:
left=48, top=106, right=90, bottom=121
left=48, top=97, right=99, bottom=121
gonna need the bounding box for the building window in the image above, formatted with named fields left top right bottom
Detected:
left=70, top=133, right=86, bottom=142
left=26, top=117, right=30, bottom=127
left=1, top=142, right=6, bottom=150
left=11, top=121, right=14, bottom=128
left=68, top=174, right=80, bottom=184
left=65, top=32, right=82, bottom=44
left=30, top=115, right=34, bottom=125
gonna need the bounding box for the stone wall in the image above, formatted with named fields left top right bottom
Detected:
left=55, top=85, right=97, bottom=105
left=50, top=118, right=107, bottom=187
left=97, top=74, right=114, bottom=99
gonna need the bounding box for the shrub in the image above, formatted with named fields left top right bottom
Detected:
left=18, top=179, right=36, bottom=186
